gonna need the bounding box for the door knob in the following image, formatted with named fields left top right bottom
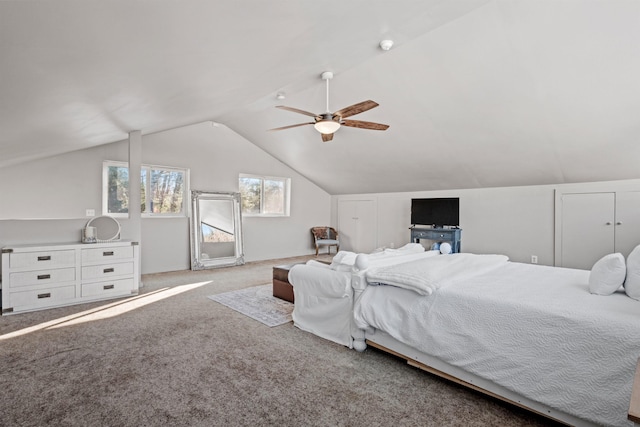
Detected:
left=605, top=222, right=612, bottom=225
left=616, top=221, right=622, bottom=225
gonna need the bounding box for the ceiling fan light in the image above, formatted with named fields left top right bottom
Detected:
left=314, top=120, right=341, bottom=134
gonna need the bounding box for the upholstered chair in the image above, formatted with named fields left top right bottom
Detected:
left=310, top=226, right=339, bottom=256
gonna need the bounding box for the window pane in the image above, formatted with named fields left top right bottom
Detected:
left=140, top=170, right=147, bottom=213
left=239, top=177, right=262, bottom=214
left=150, top=169, right=184, bottom=214
left=264, top=179, right=284, bottom=214
left=107, top=166, right=129, bottom=214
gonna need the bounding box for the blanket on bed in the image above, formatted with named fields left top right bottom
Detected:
left=355, top=261, right=640, bottom=426
left=365, top=253, right=508, bottom=295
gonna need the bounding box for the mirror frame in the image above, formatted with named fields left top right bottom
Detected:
left=190, top=190, right=244, bottom=270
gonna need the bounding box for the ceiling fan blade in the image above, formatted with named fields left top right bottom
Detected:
left=334, top=100, right=379, bottom=119
left=342, top=119, right=389, bottom=131
left=321, top=133, right=334, bottom=142
left=276, top=105, right=319, bottom=118
left=269, top=122, right=314, bottom=131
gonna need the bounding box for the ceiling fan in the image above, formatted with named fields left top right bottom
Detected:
left=270, top=71, right=389, bottom=142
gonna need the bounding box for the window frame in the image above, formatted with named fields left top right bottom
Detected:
left=102, top=160, right=190, bottom=218
left=239, top=173, right=291, bottom=217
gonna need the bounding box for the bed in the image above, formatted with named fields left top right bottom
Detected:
left=290, top=246, right=640, bottom=427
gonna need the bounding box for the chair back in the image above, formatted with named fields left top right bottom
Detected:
left=311, top=226, right=337, bottom=240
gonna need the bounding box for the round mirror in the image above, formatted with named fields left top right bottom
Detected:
left=85, top=215, right=121, bottom=242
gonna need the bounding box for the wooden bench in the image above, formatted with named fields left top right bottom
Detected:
left=272, top=264, right=298, bottom=303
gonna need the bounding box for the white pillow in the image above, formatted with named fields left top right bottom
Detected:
left=439, top=242, right=452, bottom=255
left=589, top=253, right=626, bottom=295
left=625, top=245, right=640, bottom=301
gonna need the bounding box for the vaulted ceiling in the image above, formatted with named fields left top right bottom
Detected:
left=2, top=0, right=639, bottom=194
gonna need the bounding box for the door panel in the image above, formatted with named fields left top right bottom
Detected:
left=561, top=193, right=615, bottom=270
left=337, top=199, right=376, bottom=253
left=615, top=191, right=640, bottom=258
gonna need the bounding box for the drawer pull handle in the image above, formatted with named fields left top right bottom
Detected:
left=103, top=284, right=115, bottom=290
left=38, top=293, right=51, bottom=299
left=37, top=274, right=51, bottom=280
left=103, top=251, right=114, bottom=256
left=103, top=268, right=115, bottom=273
left=37, top=256, right=51, bottom=261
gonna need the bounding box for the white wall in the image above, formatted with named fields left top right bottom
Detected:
left=0, top=122, right=331, bottom=274
left=332, top=179, right=640, bottom=266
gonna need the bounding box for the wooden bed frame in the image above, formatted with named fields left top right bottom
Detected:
left=630, top=358, right=640, bottom=424
left=357, top=329, right=595, bottom=427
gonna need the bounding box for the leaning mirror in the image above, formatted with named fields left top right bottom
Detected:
left=190, top=191, right=244, bottom=270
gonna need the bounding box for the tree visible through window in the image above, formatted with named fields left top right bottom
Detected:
left=150, top=169, right=184, bottom=214
left=104, top=161, right=188, bottom=217
left=239, top=174, right=290, bottom=216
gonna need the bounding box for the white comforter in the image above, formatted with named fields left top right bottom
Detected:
left=355, top=261, right=640, bottom=426
left=365, top=253, right=508, bottom=295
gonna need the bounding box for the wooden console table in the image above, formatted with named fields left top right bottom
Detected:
left=410, top=227, right=462, bottom=253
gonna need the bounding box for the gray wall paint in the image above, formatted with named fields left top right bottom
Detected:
left=0, top=122, right=331, bottom=274
left=333, top=179, right=640, bottom=266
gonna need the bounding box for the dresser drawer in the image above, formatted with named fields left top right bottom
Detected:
left=9, top=250, right=76, bottom=270
left=414, top=230, right=458, bottom=240
left=413, top=231, right=438, bottom=239
left=81, top=246, right=133, bottom=263
left=82, top=262, right=134, bottom=280
left=81, top=278, right=134, bottom=298
left=10, top=285, right=76, bottom=310
left=9, top=267, right=76, bottom=288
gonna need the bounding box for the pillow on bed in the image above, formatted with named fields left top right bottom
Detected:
left=624, top=245, right=640, bottom=301
left=589, top=253, right=626, bottom=295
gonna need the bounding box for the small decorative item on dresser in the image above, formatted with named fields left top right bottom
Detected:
left=82, top=226, right=97, bottom=243
left=83, top=215, right=121, bottom=243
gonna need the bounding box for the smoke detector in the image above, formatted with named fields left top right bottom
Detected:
left=379, top=40, right=394, bottom=51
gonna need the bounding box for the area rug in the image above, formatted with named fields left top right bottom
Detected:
left=208, top=284, right=293, bottom=327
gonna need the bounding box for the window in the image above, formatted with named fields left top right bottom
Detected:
left=239, top=174, right=290, bottom=216
left=103, top=161, right=189, bottom=217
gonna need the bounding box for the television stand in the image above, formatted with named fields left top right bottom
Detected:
left=410, top=227, right=461, bottom=253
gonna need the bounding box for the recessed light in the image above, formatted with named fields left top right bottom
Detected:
left=276, top=92, right=286, bottom=100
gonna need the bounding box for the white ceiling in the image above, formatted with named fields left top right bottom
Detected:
left=2, top=0, right=640, bottom=194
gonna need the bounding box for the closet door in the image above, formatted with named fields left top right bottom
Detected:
left=337, top=199, right=376, bottom=253
left=560, top=192, right=615, bottom=270
left=614, top=191, right=640, bottom=258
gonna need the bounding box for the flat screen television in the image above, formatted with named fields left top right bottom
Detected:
left=411, top=198, right=459, bottom=228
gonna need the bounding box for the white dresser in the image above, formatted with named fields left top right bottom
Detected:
left=1, top=241, right=139, bottom=315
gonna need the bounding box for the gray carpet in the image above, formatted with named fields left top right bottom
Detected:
left=0, top=255, right=561, bottom=427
